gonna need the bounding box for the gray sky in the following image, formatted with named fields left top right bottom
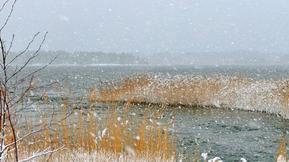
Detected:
left=2, top=0, right=289, bottom=53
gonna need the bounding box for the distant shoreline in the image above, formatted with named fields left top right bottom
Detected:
left=15, top=64, right=289, bottom=68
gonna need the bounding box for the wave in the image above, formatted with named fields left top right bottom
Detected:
left=96, top=74, right=289, bottom=118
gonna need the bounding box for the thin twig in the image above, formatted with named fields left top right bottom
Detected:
left=7, top=32, right=48, bottom=82
left=0, top=0, right=10, bottom=12
left=6, top=34, right=14, bottom=57
left=0, top=0, right=17, bottom=32
left=19, top=146, right=64, bottom=162
left=7, top=32, right=40, bottom=66
left=10, top=55, right=57, bottom=85
left=1, top=128, right=44, bottom=153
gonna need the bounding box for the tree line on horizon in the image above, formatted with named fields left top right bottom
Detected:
left=8, top=51, right=149, bottom=65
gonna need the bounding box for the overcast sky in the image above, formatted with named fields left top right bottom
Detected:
left=2, top=0, right=289, bottom=54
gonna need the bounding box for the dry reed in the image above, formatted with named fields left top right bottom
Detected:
left=96, top=74, right=289, bottom=118
left=7, top=96, right=176, bottom=162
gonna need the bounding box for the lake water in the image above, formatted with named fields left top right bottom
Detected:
left=25, top=65, right=289, bottom=161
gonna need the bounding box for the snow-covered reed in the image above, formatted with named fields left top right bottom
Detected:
left=97, top=74, right=289, bottom=118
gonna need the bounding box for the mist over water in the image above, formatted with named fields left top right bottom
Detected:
left=5, top=0, right=289, bottom=59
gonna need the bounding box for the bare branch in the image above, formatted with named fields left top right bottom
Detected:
left=9, top=75, right=34, bottom=108
left=0, top=35, right=6, bottom=83
left=0, top=1, right=58, bottom=162
left=6, top=32, right=48, bottom=82
left=7, top=32, right=40, bottom=66
left=10, top=79, right=59, bottom=109
left=1, top=128, right=44, bottom=153
left=6, top=34, right=14, bottom=56
left=0, top=0, right=10, bottom=13
left=0, top=35, right=5, bottom=56
left=0, top=0, right=17, bottom=32
left=6, top=103, right=18, bottom=161
left=16, top=56, right=56, bottom=83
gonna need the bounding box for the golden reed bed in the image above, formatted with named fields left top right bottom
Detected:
left=96, top=74, right=289, bottom=118
left=5, top=101, right=176, bottom=162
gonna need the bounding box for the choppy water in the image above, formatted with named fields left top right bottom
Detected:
left=26, top=65, right=289, bottom=161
